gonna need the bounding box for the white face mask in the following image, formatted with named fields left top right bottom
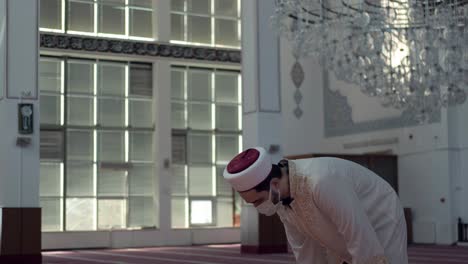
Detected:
left=256, top=187, right=281, bottom=216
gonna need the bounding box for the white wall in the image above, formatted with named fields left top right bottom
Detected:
left=42, top=229, right=240, bottom=249
left=399, top=151, right=453, bottom=244
left=279, top=38, right=466, bottom=244
left=448, top=94, right=468, bottom=225
left=0, top=0, right=39, bottom=208
left=459, top=150, right=468, bottom=222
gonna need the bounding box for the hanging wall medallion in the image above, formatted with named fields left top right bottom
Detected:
left=290, top=61, right=304, bottom=119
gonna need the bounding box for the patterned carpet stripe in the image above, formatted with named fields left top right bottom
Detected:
left=43, top=244, right=468, bottom=264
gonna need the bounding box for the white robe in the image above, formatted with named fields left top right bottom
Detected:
left=276, top=158, right=408, bottom=264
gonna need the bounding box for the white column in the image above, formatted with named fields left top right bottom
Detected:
left=0, top=0, right=39, bottom=208
left=153, top=0, right=173, bottom=236
left=154, top=0, right=171, bottom=42
left=154, top=60, right=172, bottom=234
left=0, top=1, right=40, bottom=261
left=241, top=0, right=284, bottom=251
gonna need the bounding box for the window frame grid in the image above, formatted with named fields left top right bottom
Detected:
left=170, top=0, right=242, bottom=49
left=39, top=57, right=66, bottom=127
left=39, top=55, right=155, bottom=232
left=170, top=65, right=241, bottom=228
left=40, top=0, right=155, bottom=41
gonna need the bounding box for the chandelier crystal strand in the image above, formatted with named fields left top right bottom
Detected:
left=272, top=0, right=468, bottom=123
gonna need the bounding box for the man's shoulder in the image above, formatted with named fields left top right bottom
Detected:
left=290, top=158, right=335, bottom=188
left=292, top=157, right=336, bottom=175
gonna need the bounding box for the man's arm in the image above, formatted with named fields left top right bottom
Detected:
left=312, top=174, right=388, bottom=264
left=283, top=220, right=329, bottom=263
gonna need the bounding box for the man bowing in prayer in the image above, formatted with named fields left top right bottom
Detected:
left=223, top=147, right=408, bottom=264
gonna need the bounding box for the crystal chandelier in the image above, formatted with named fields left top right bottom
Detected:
left=272, top=0, right=468, bottom=123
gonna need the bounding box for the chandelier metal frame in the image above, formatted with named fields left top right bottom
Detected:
left=272, top=0, right=468, bottom=123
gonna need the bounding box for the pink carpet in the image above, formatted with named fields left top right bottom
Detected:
left=42, top=244, right=468, bottom=264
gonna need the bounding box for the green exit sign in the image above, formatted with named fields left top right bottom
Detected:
left=18, top=103, right=33, bottom=135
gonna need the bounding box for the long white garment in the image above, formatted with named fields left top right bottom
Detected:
left=276, top=158, right=408, bottom=264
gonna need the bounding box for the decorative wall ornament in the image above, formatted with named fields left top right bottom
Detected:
left=291, top=61, right=304, bottom=88
left=291, top=61, right=304, bottom=119
left=40, top=33, right=242, bottom=63
left=323, top=70, right=440, bottom=138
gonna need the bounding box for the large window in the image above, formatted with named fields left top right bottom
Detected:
left=171, top=0, right=241, bottom=48
left=170, top=66, right=242, bottom=228
left=40, top=0, right=154, bottom=40
left=39, top=56, right=156, bottom=231
left=40, top=0, right=243, bottom=237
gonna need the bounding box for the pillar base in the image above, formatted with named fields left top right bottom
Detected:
left=0, top=254, right=42, bottom=264
left=0, top=208, right=41, bottom=264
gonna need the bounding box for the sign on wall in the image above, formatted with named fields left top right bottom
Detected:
left=0, top=0, right=6, bottom=100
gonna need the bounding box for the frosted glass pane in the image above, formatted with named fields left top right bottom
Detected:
left=215, top=0, right=238, bottom=17
left=68, top=61, right=94, bottom=94
left=129, top=165, right=154, bottom=196
left=66, top=198, right=96, bottom=231
left=171, top=70, right=185, bottom=100
left=172, top=0, right=185, bottom=12
left=171, top=197, right=187, bottom=228
left=40, top=163, right=61, bottom=196
left=172, top=134, right=186, bottom=164
left=130, top=9, right=153, bottom=38
left=99, top=98, right=124, bottom=127
left=66, top=163, right=94, bottom=196
left=189, top=166, right=213, bottom=196
left=98, top=199, right=126, bottom=229
left=216, top=197, right=233, bottom=227
left=188, top=70, right=211, bottom=101
left=129, top=0, right=152, bottom=8
left=217, top=166, right=232, bottom=196
left=130, top=132, right=153, bottom=162
left=99, top=63, right=125, bottom=96
left=129, top=196, right=155, bottom=228
left=98, top=170, right=127, bottom=196
left=40, top=0, right=62, bottom=29
left=188, top=0, right=210, bottom=14
left=41, top=198, right=62, bottom=232
left=40, top=131, right=65, bottom=160
left=99, top=131, right=124, bottom=162
left=215, top=19, right=239, bottom=47
left=171, top=102, right=186, bottom=129
left=171, top=165, right=187, bottom=195
left=216, top=135, right=239, bottom=162
left=171, top=14, right=185, bottom=41
left=67, top=96, right=93, bottom=126
left=68, top=1, right=94, bottom=33
left=216, top=105, right=238, bottom=131
left=188, top=134, right=212, bottom=164
left=190, top=200, right=212, bottom=225
left=67, top=130, right=93, bottom=161
left=40, top=60, right=61, bottom=92
left=188, top=103, right=211, bottom=130
left=130, top=63, right=152, bottom=96
left=99, top=1, right=125, bottom=35
left=215, top=73, right=238, bottom=103
left=188, top=16, right=211, bottom=44
left=40, top=95, right=60, bottom=125
left=130, top=99, right=153, bottom=128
